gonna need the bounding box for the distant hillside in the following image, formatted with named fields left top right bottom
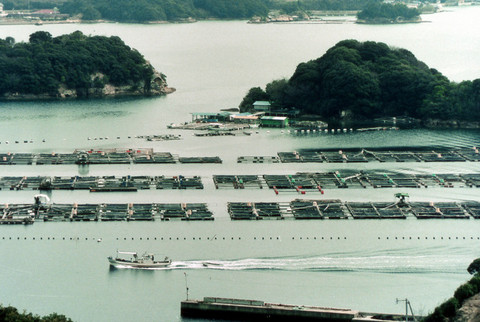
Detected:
left=357, top=2, right=421, bottom=23
left=239, top=40, right=480, bottom=124
left=0, top=31, right=173, bottom=100
left=4, top=0, right=377, bottom=22
left=59, top=0, right=269, bottom=22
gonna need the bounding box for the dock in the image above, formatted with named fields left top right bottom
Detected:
left=180, top=297, right=412, bottom=321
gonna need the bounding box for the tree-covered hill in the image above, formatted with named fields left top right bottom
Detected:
left=239, top=40, right=480, bottom=123
left=357, top=2, right=421, bottom=23
left=59, top=0, right=270, bottom=22
left=0, top=31, right=172, bottom=99
left=5, top=0, right=380, bottom=22
left=0, top=304, right=72, bottom=321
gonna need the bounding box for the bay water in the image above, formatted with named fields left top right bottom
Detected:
left=0, top=7, right=480, bottom=321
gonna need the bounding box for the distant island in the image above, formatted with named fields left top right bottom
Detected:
left=0, top=0, right=434, bottom=24
left=0, top=31, right=174, bottom=100
left=239, top=40, right=480, bottom=128
left=356, top=2, right=421, bottom=24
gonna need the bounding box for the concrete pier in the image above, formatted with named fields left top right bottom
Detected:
left=181, top=297, right=417, bottom=321
left=181, top=297, right=359, bottom=321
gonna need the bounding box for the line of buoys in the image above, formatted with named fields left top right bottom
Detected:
left=378, top=236, right=478, bottom=240
left=3, top=236, right=478, bottom=241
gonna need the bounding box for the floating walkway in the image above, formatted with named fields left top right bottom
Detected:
left=1, top=203, right=214, bottom=223
left=1, top=199, right=479, bottom=224
left=227, top=199, right=480, bottom=220
left=214, top=171, right=480, bottom=191
left=1, top=172, right=480, bottom=192
left=238, top=147, right=480, bottom=163
left=0, top=175, right=203, bottom=191
left=0, top=148, right=221, bottom=165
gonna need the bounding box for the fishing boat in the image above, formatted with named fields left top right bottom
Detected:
left=108, top=251, right=171, bottom=268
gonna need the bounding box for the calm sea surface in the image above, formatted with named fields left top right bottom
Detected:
left=0, top=7, right=480, bottom=321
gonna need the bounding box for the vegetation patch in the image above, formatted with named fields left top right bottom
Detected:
left=0, top=31, right=171, bottom=99
left=239, top=40, right=480, bottom=125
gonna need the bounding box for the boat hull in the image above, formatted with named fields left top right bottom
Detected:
left=107, top=256, right=171, bottom=269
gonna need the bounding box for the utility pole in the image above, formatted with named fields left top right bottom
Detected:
left=396, top=298, right=416, bottom=322
left=184, top=272, right=189, bottom=301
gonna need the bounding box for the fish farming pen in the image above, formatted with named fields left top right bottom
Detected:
left=237, top=156, right=280, bottom=163
left=158, top=203, right=214, bottom=221
left=213, top=175, right=263, bottom=189
left=0, top=204, right=35, bottom=224
left=227, top=202, right=288, bottom=220
left=461, top=174, right=480, bottom=187
left=213, top=171, right=480, bottom=191
left=409, top=202, right=470, bottom=219
left=290, top=199, right=348, bottom=219
left=179, top=157, right=222, bottom=164
left=0, top=175, right=204, bottom=191
left=463, top=202, right=480, bottom=218
left=1, top=200, right=480, bottom=224
left=0, top=149, right=223, bottom=165
left=346, top=202, right=407, bottom=219
left=3, top=172, right=480, bottom=192
left=238, top=147, right=480, bottom=163
left=33, top=203, right=214, bottom=222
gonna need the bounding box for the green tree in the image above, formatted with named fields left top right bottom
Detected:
left=467, top=258, right=480, bottom=276
left=239, top=87, right=269, bottom=112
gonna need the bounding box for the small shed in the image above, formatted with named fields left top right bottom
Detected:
left=260, top=116, right=289, bottom=128
left=253, top=101, right=271, bottom=112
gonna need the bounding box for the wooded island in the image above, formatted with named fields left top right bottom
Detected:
left=240, top=40, right=480, bottom=126
left=0, top=31, right=173, bottom=100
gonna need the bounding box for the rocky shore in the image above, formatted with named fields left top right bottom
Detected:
left=1, top=70, right=175, bottom=101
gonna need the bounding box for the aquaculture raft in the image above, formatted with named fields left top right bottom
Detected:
left=238, top=148, right=480, bottom=163
left=0, top=175, right=204, bottom=191
left=0, top=149, right=222, bottom=165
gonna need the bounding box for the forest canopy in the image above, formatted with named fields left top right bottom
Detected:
left=59, top=0, right=270, bottom=22
left=239, top=40, right=480, bottom=122
left=357, top=2, right=421, bottom=22
left=0, top=31, right=158, bottom=98
left=4, top=0, right=395, bottom=22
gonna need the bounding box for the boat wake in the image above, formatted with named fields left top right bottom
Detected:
left=164, top=254, right=469, bottom=273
